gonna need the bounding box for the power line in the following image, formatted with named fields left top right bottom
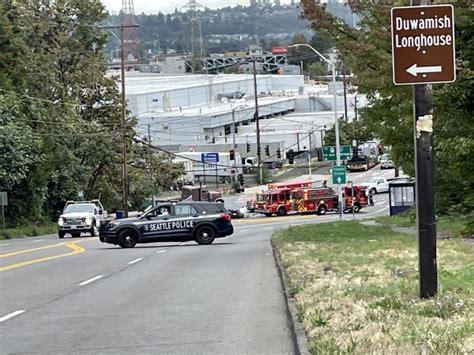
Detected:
left=135, top=138, right=239, bottom=170
left=0, top=88, right=114, bottom=109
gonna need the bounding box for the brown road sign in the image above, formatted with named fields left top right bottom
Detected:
left=391, top=5, right=456, bottom=85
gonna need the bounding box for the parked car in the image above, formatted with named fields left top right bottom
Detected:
left=57, top=200, right=107, bottom=238
left=380, top=154, right=395, bottom=169
left=225, top=202, right=247, bottom=219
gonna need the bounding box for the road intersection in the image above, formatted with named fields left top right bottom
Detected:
left=0, top=167, right=393, bottom=354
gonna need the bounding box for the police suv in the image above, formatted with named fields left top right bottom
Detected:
left=99, top=201, right=234, bottom=248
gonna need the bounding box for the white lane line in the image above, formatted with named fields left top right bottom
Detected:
left=0, top=244, right=12, bottom=247
left=156, top=250, right=166, bottom=254
left=127, top=258, right=143, bottom=265
left=32, top=239, right=45, bottom=243
left=375, top=201, right=384, bottom=206
left=78, top=275, right=104, bottom=286
left=0, top=310, right=25, bottom=323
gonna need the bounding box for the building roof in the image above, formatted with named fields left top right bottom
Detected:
left=123, top=73, right=301, bottom=96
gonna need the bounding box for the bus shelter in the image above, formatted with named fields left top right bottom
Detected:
left=389, top=179, right=415, bottom=216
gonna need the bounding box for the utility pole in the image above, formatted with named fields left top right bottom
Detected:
left=231, top=110, right=236, bottom=164
left=148, top=124, right=156, bottom=207
left=120, top=25, right=129, bottom=217
left=100, top=23, right=139, bottom=217
left=253, top=59, right=263, bottom=185
left=411, top=0, right=437, bottom=299
left=288, top=43, right=343, bottom=218
left=342, top=61, right=348, bottom=122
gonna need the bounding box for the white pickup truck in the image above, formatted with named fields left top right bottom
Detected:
left=57, top=200, right=107, bottom=238
left=360, top=177, right=391, bottom=194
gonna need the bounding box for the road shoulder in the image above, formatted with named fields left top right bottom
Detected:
left=271, top=237, right=310, bottom=355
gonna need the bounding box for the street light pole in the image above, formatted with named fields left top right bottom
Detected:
left=288, top=43, right=343, bottom=217
left=332, top=61, right=343, bottom=217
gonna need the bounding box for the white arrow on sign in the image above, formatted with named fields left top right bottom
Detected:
left=337, top=177, right=342, bottom=183
left=406, top=64, right=442, bottom=77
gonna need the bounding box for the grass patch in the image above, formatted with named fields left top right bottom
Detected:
left=376, top=212, right=474, bottom=238
left=273, top=221, right=474, bottom=354
left=0, top=222, right=57, bottom=240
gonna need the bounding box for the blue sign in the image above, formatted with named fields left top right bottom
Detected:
left=201, top=153, right=219, bottom=163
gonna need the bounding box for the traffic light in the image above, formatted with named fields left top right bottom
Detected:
left=238, top=174, right=245, bottom=186
left=317, top=148, right=323, bottom=161
left=257, top=145, right=261, bottom=157
left=265, top=145, right=270, bottom=156
left=229, top=149, right=235, bottom=161
left=246, top=142, right=251, bottom=153
left=288, top=149, right=294, bottom=165
left=276, top=148, right=281, bottom=159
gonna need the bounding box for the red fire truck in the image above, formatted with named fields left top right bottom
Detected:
left=291, top=185, right=369, bottom=215
left=255, top=188, right=293, bottom=216
left=250, top=180, right=314, bottom=214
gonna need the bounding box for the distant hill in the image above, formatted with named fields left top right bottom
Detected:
left=104, top=3, right=355, bottom=60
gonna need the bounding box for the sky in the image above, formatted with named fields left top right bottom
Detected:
left=102, top=1, right=293, bottom=15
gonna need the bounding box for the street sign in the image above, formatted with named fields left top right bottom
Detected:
left=323, top=146, right=351, bottom=161
left=391, top=5, right=456, bottom=85
left=0, top=192, right=7, bottom=206
left=201, top=152, right=219, bottom=163
left=332, top=165, right=346, bottom=185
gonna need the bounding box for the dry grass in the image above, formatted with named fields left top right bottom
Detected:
left=273, top=221, right=474, bottom=354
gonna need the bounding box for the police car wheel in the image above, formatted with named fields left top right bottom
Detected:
left=370, top=188, right=377, bottom=195
left=58, top=232, right=65, bottom=239
left=118, top=229, right=137, bottom=248
left=195, top=226, right=216, bottom=245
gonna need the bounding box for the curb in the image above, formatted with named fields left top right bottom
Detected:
left=271, top=240, right=310, bottom=355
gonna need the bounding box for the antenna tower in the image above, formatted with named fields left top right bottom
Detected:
left=121, top=0, right=140, bottom=61
left=183, top=0, right=205, bottom=73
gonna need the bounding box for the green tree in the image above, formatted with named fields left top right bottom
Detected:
left=129, top=142, right=185, bottom=211
left=299, top=0, right=474, bottom=214
left=323, top=119, right=373, bottom=146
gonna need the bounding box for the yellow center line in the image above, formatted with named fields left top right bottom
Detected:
left=0, top=241, right=86, bottom=272
left=0, top=242, right=66, bottom=258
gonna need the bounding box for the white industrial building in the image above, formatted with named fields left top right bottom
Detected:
left=124, top=73, right=305, bottom=116
left=119, top=72, right=365, bottom=158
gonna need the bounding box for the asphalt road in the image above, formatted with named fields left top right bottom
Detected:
left=0, top=168, right=392, bottom=354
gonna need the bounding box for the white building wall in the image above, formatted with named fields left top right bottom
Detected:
left=126, top=74, right=303, bottom=117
